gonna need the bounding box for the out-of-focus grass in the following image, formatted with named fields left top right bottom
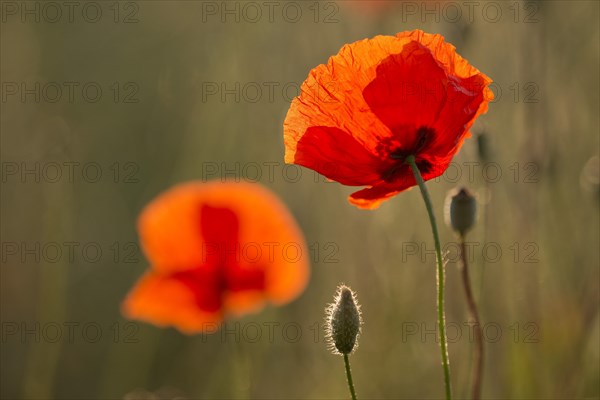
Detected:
left=1, top=1, right=598, bottom=399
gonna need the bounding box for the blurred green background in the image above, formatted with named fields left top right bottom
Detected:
left=1, top=1, right=599, bottom=399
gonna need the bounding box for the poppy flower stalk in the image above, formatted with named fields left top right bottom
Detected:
left=406, top=155, right=452, bottom=399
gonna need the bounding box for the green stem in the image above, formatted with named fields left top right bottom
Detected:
left=459, top=235, right=484, bottom=400
left=406, top=155, right=452, bottom=400
left=343, top=353, right=357, bottom=400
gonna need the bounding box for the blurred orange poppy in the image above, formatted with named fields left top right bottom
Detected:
left=340, top=0, right=395, bottom=14
left=284, top=30, right=493, bottom=209
left=122, top=182, right=309, bottom=334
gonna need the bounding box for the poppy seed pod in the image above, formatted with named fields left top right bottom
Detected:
left=445, top=187, right=477, bottom=236
left=326, top=285, right=362, bottom=355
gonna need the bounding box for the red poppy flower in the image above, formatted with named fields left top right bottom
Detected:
left=284, top=30, right=493, bottom=209
left=122, top=182, right=309, bottom=334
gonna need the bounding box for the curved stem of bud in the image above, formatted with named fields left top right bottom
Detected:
left=343, top=353, right=357, bottom=400
left=459, top=234, right=484, bottom=400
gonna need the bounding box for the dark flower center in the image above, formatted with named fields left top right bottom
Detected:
left=390, top=126, right=433, bottom=159
left=383, top=126, right=435, bottom=181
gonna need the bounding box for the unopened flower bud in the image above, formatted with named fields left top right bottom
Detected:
left=477, top=132, right=491, bottom=162
left=445, top=187, right=477, bottom=236
left=326, top=285, right=362, bottom=355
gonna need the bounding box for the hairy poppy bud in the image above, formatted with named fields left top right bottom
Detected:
left=445, top=187, right=477, bottom=236
left=326, top=285, right=362, bottom=355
